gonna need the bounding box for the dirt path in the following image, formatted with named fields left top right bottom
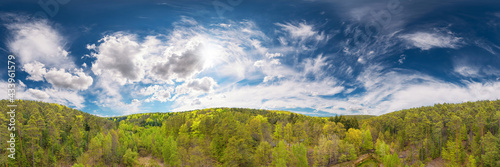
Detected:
left=137, top=155, right=165, bottom=167
left=332, top=153, right=378, bottom=167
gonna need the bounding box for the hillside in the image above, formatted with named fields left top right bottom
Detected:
left=0, top=100, right=499, bottom=167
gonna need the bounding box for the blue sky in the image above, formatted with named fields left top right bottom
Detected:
left=1, top=0, right=500, bottom=116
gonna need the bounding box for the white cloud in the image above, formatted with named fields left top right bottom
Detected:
left=28, top=88, right=49, bottom=99
left=275, top=22, right=329, bottom=50
left=184, top=77, right=217, bottom=92
left=138, top=85, right=173, bottom=103
left=400, top=32, right=462, bottom=50
left=0, top=81, right=86, bottom=109
left=151, top=44, right=205, bottom=82
left=175, top=77, right=217, bottom=95
left=85, top=18, right=272, bottom=113
left=172, top=78, right=345, bottom=112
left=22, top=61, right=46, bottom=81
left=379, top=81, right=500, bottom=114
left=398, top=54, right=406, bottom=64
left=44, top=68, right=93, bottom=90
left=253, top=60, right=266, bottom=67
left=6, top=18, right=74, bottom=68
left=347, top=64, right=500, bottom=115
left=90, top=33, right=144, bottom=84
left=171, top=54, right=345, bottom=113
left=453, top=64, right=500, bottom=78
left=37, top=88, right=87, bottom=109
left=265, top=52, right=283, bottom=58
left=276, top=22, right=321, bottom=40
left=454, top=66, right=480, bottom=77
left=3, top=16, right=93, bottom=109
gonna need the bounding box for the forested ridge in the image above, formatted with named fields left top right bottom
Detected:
left=0, top=99, right=499, bottom=167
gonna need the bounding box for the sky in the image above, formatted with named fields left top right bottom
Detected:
left=1, top=0, right=500, bottom=117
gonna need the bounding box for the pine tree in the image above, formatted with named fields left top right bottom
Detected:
left=26, top=115, right=41, bottom=167
left=162, top=135, right=179, bottom=166
left=468, top=155, right=476, bottom=167
left=346, top=128, right=362, bottom=151
left=274, top=123, right=283, bottom=142
left=481, top=132, right=499, bottom=167
left=291, top=144, right=308, bottom=167
left=284, top=123, right=294, bottom=144
left=222, top=136, right=245, bottom=167
left=442, top=140, right=458, bottom=166
left=122, top=148, right=138, bottom=167
left=362, top=129, right=374, bottom=151
left=255, top=141, right=272, bottom=166
left=0, top=111, right=8, bottom=166
left=272, top=140, right=288, bottom=167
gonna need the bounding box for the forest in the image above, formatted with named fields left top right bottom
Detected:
left=0, top=99, right=499, bottom=167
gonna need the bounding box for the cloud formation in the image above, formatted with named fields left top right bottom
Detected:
left=5, top=18, right=74, bottom=68
left=89, top=33, right=144, bottom=84
left=44, top=69, right=93, bottom=90
left=3, top=5, right=500, bottom=117
left=400, top=32, right=462, bottom=50
left=151, top=44, right=205, bottom=82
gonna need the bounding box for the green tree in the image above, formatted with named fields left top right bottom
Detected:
left=316, top=135, right=338, bottom=165
left=496, top=110, right=500, bottom=133
left=88, top=133, right=104, bottom=165
left=188, top=146, right=206, bottom=166
left=162, top=135, right=179, bottom=166
left=273, top=123, right=283, bottom=142
left=222, top=136, right=248, bottom=167
left=122, top=148, right=138, bottom=167
left=382, top=153, right=401, bottom=167
left=291, top=144, right=308, bottom=167
left=468, top=155, right=476, bottom=167
left=272, top=140, right=288, bottom=167
left=26, top=115, right=41, bottom=167
left=103, top=132, right=113, bottom=164
left=442, top=140, right=459, bottom=166
left=346, top=128, right=362, bottom=151
left=361, top=129, right=374, bottom=151
left=313, top=145, right=320, bottom=167
left=0, top=111, right=8, bottom=166
left=481, top=132, right=499, bottom=167
left=375, top=138, right=390, bottom=158
left=255, top=141, right=272, bottom=166
left=284, top=123, right=294, bottom=144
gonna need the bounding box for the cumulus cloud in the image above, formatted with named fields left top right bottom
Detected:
left=28, top=88, right=50, bottom=99
left=0, top=81, right=86, bottom=109
left=90, top=33, right=144, bottom=84
left=172, top=78, right=344, bottom=112
left=2, top=16, right=93, bottom=109
left=44, top=69, right=93, bottom=90
left=37, top=88, right=86, bottom=109
left=22, top=61, right=46, bottom=81
left=171, top=54, right=344, bottom=112
left=265, top=52, right=283, bottom=58
left=138, top=85, right=173, bottom=103
left=85, top=18, right=273, bottom=114
left=5, top=17, right=74, bottom=68
left=151, top=44, right=204, bottom=82
left=400, top=32, right=462, bottom=50
left=175, top=77, right=217, bottom=95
